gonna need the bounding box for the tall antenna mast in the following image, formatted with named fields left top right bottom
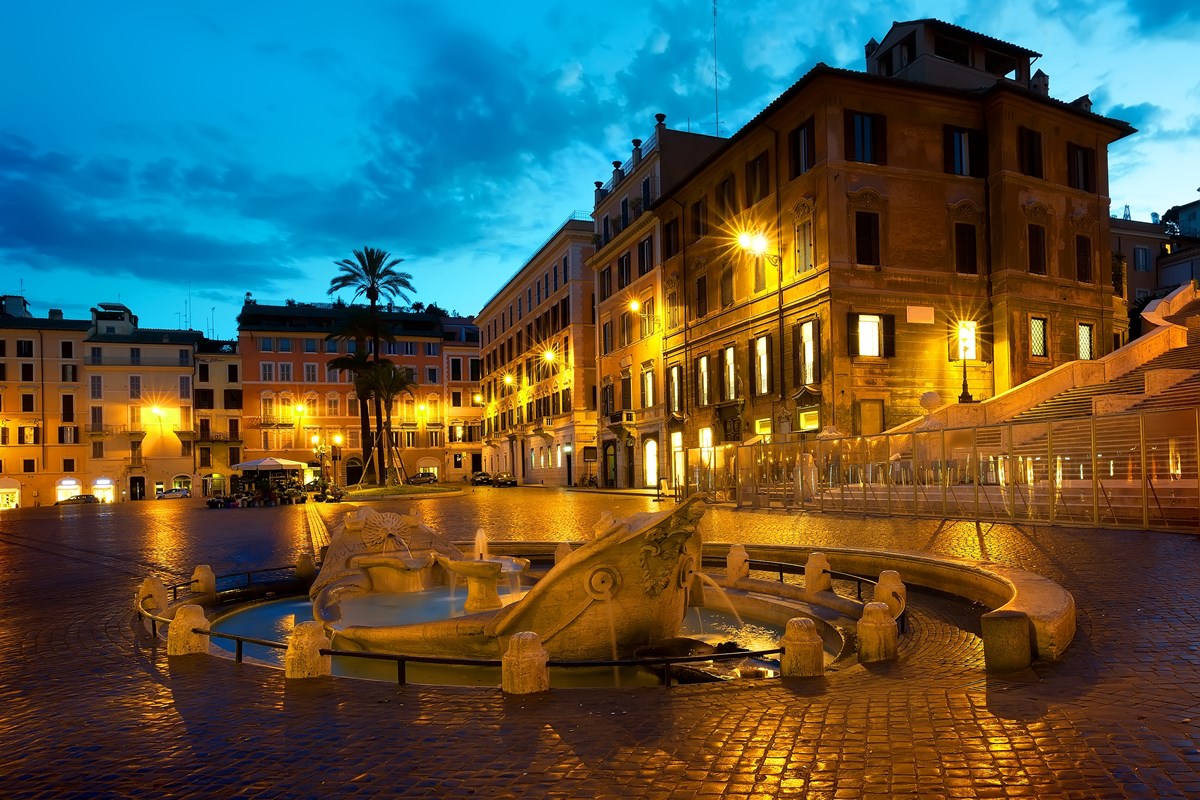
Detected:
left=713, top=0, right=719, bottom=135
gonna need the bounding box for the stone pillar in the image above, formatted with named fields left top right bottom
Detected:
left=295, top=553, right=317, bottom=581
left=502, top=632, right=550, bottom=695
left=135, top=576, right=168, bottom=614
left=167, top=604, right=210, bottom=656
left=779, top=617, right=824, bottom=678
left=981, top=610, right=1032, bottom=672
left=726, top=544, right=749, bottom=584
left=873, top=570, right=906, bottom=618
left=857, top=602, right=898, bottom=663
left=804, top=552, right=832, bottom=595
left=190, top=565, right=216, bottom=599
left=554, top=542, right=573, bottom=564
left=285, top=621, right=332, bottom=679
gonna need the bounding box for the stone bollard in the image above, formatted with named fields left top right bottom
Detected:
left=190, top=565, right=217, bottom=599
left=502, top=632, right=550, bottom=695
left=726, top=544, right=749, bottom=584
left=981, top=610, right=1033, bottom=673
left=285, top=621, right=332, bottom=679
left=779, top=617, right=824, bottom=678
left=804, top=552, right=832, bottom=595
left=167, top=605, right=211, bottom=656
left=135, top=576, right=168, bottom=615
left=857, top=602, right=898, bottom=663
left=295, top=553, right=317, bottom=581
left=554, top=541, right=573, bottom=564
left=873, top=570, right=906, bottom=619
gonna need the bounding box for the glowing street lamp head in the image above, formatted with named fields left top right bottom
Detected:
left=503, top=374, right=514, bottom=386
left=294, top=403, right=305, bottom=415
left=628, top=299, right=640, bottom=313
left=542, top=349, right=556, bottom=363
left=472, top=392, right=483, bottom=404
left=333, top=434, right=343, bottom=446
left=311, top=434, right=320, bottom=446
left=956, top=320, right=978, bottom=361
left=738, top=231, right=769, bottom=257
left=151, top=406, right=163, bottom=417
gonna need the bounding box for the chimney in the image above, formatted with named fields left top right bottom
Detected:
left=864, top=37, right=879, bottom=60
left=655, top=113, right=666, bottom=137
left=612, top=160, right=624, bottom=184
left=632, top=138, right=643, bottom=165
left=1071, top=94, right=1093, bottom=113
left=594, top=180, right=607, bottom=204
left=49, top=309, right=63, bottom=320
left=1030, top=69, right=1049, bottom=96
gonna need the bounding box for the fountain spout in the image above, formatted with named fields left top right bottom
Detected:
left=474, top=528, right=489, bottom=561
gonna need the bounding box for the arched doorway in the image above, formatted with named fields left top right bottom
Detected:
left=345, top=457, right=364, bottom=486
left=55, top=477, right=83, bottom=503
left=90, top=477, right=116, bottom=503
left=0, top=477, right=21, bottom=509
left=642, top=438, right=658, bottom=488
left=603, top=442, right=617, bottom=487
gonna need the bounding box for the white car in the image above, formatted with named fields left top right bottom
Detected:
left=156, top=488, right=191, bottom=500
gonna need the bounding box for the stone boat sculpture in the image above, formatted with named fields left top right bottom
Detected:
left=309, top=497, right=707, bottom=660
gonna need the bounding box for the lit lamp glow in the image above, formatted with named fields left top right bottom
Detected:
left=957, top=320, right=976, bottom=404
left=542, top=349, right=556, bottom=363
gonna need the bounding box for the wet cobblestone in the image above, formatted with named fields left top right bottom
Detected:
left=0, top=490, right=1198, bottom=797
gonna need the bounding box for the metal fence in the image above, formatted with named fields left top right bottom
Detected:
left=683, top=406, right=1200, bottom=531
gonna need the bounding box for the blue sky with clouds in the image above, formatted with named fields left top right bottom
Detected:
left=1, top=1, right=1197, bottom=336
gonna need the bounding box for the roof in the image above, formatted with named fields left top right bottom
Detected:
left=879, top=18, right=1041, bottom=59
left=236, top=302, right=476, bottom=339
left=86, top=328, right=205, bottom=345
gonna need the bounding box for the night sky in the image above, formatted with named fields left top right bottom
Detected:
left=2, top=1, right=1197, bottom=336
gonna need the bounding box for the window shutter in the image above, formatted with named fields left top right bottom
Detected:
left=748, top=340, right=757, bottom=394
left=765, top=334, right=774, bottom=395
left=812, top=317, right=822, bottom=381
left=882, top=314, right=897, bottom=358
left=718, top=352, right=727, bottom=403
left=942, top=125, right=955, bottom=173
left=847, top=313, right=860, bottom=357
left=843, top=112, right=855, bottom=160
left=970, top=130, right=988, bottom=178
left=979, top=319, right=994, bottom=364
left=792, top=322, right=802, bottom=386
left=875, top=115, right=888, bottom=165
left=58, top=426, right=65, bottom=444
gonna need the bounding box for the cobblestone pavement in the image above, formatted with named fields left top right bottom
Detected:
left=1, top=489, right=1199, bottom=798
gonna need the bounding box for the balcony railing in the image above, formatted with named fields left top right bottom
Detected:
left=85, top=356, right=192, bottom=367
left=197, top=431, right=242, bottom=442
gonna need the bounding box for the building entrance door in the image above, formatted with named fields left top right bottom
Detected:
left=129, top=476, right=145, bottom=501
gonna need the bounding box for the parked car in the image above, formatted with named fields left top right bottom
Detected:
left=492, top=472, right=518, bottom=487
left=56, top=494, right=99, bottom=505
left=469, top=471, right=492, bottom=485
left=156, top=487, right=191, bottom=500
left=407, top=472, right=438, bottom=485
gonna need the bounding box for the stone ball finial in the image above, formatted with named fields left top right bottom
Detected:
left=920, top=391, right=941, bottom=412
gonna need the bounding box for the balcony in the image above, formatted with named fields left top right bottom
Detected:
left=244, top=416, right=298, bottom=429
left=85, top=355, right=192, bottom=367
left=86, top=424, right=145, bottom=438
left=606, top=410, right=637, bottom=434
left=531, top=416, right=555, bottom=441
left=197, top=431, right=243, bottom=443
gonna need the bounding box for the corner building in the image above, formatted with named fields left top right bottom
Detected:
left=658, top=19, right=1133, bottom=467
left=478, top=215, right=596, bottom=486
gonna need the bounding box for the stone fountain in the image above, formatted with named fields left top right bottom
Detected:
left=309, top=497, right=707, bottom=661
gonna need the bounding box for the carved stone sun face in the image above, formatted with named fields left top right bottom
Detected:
left=360, top=512, right=409, bottom=551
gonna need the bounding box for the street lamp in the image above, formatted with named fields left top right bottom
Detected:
left=956, top=320, right=976, bottom=404
left=331, top=434, right=343, bottom=488
left=311, top=433, right=328, bottom=489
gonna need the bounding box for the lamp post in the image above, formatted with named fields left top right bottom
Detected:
left=311, top=433, right=328, bottom=490
left=331, top=434, right=343, bottom=489
left=738, top=231, right=786, bottom=429
left=957, top=321, right=976, bottom=404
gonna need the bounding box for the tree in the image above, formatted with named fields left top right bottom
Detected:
left=365, top=362, right=419, bottom=482
left=328, top=247, right=416, bottom=482
left=325, top=348, right=376, bottom=484
left=325, top=308, right=395, bottom=484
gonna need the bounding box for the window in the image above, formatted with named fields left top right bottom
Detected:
left=16, top=339, right=33, bottom=357
left=600, top=383, right=614, bottom=415
left=955, top=223, right=978, bottom=274
left=720, top=346, right=737, bottom=401
left=304, top=338, right=318, bottom=353
left=451, top=391, right=462, bottom=407
left=668, top=365, right=683, bottom=412
left=259, top=337, right=274, bottom=352
left=129, top=376, right=141, bottom=400
left=194, top=389, right=214, bottom=409
left=620, top=374, right=632, bottom=410
left=450, top=358, right=463, bottom=381
left=696, top=355, right=711, bottom=406
left=63, top=458, right=75, bottom=472
left=720, top=266, right=734, bottom=307
left=690, top=199, right=708, bottom=242
left=845, top=111, right=887, bottom=164
left=663, top=218, right=680, bottom=258
left=178, top=376, right=191, bottom=400
left=61, top=340, right=74, bottom=359
left=90, top=375, right=102, bottom=400
left=181, top=441, right=193, bottom=457
left=562, top=254, right=570, bottom=284
left=278, top=338, right=292, bottom=353
left=92, top=441, right=104, bottom=458
left=22, top=393, right=34, bottom=412
left=428, top=430, right=442, bottom=447
left=796, top=220, right=815, bottom=273
left=61, top=395, right=74, bottom=423
left=1075, top=235, right=1093, bottom=282
left=1030, top=317, right=1048, bottom=357
left=848, top=313, right=895, bottom=358
left=794, top=318, right=821, bottom=386
left=745, top=151, right=770, bottom=205
left=641, top=368, right=655, bottom=408
left=1018, top=126, right=1043, bottom=178
left=617, top=254, right=632, bottom=289
left=61, top=364, right=77, bottom=382
left=667, top=290, right=681, bottom=329
left=600, top=267, right=612, bottom=301
left=715, top=175, right=737, bottom=218
left=325, top=339, right=338, bottom=354
left=1067, top=143, right=1096, bottom=192
left=1028, top=224, right=1047, bottom=275
left=302, top=363, right=316, bottom=382
left=943, top=126, right=986, bottom=177
left=695, top=276, right=708, bottom=318
left=20, top=363, right=33, bottom=381
left=1078, top=323, right=1094, bottom=360
left=260, top=363, right=274, bottom=381
left=855, top=211, right=881, bottom=266
left=601, top=321, right=613, bottom=355
left=198, top=363, right=210, bottom=382
left=228, top=364, right=239, bottom=383
left=640, top=297, right=655, bottom=339
left=1134, top=246, right=1150, bottom=272
left=278, top=363, right=292, bottom=382
left=426, top=367, right=438, bottom=383
left=788, top=117, right=816, bottom=178
left=620, top=312, right=632, bottom=347
left=58, top=426, right=77, bottom=444
left=22, top=459, right=34, bottom=473
left=199, top=447, right=212, bottom=468
left=637, top=236, right=654, bottom=276
left=326, top=395, right=340, bottom=415
left=753, top=335, right=772, bottom=396
left=425, top=343, right=439, bottom=356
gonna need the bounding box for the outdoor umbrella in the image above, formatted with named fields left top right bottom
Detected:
left=232, top=457, right=308, bottom=472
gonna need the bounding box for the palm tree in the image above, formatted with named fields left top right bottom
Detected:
left=325, top=349, right=376, bottom=484
left=326, top=308, right=396, bottom=484
left=328, top=247, right=416, bottom=481
left=365, top=362, right=419, bottom=482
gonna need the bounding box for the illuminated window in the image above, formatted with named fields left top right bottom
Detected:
left=754, top=335, right=772, bottom=395
left=795, top=318, right=820, bottom=385
left=668, top=365, right=682, bottom=412
left=696, top=356, right=711, bottom=406
left=721, top=346, right=737, bottom=400
left=1077, top=323, right=1094, bottom=360
left=1031, top=317, right=1047, bottom=357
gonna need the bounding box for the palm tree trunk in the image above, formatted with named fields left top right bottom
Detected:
left=358, top=397, right=373, bottom=483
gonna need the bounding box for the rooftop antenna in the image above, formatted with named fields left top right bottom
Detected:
left=1123, top=204, right=1131, bottom=220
